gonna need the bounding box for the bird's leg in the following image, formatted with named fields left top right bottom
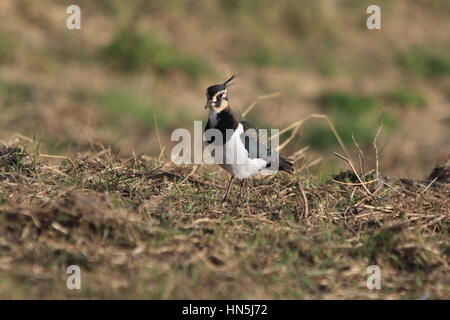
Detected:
left=238, top=179, right=246, bottom=198
left=248, top=178, right=262, bottom=202
left=222, top=175, right=235, bottom=202
left=248, top=178, right=253, bottom=190
left=245, top=178, right=250, bottom=202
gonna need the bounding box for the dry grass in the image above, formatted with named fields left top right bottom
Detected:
left=0, top=140, right=448, bottom=299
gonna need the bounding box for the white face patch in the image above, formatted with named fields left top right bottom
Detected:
left=207, top=89, right=229, bottom=125
left=212, top=89, right=227, bottom=103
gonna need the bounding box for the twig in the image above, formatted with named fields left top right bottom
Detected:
left=331, top=178, right=378, bottom=186
left=352, top=133, right=365, bottom=177
left=153, top=115, right=165, bottom=161
left=377, top=179, right=403, bottom=195
left=418, top=214, right=447, bottom=230
left=289, top=146, right=309, bottom=163
left=13, top=132, right=34, bottom=143
left=421, top=177, right=438, bottom=194
left=271, top=113, right=350, bottom=160
left=299, top=157, right=322, bottom=171
left=241, top=92, right=282, bottom=117
left=177, top=165, right=199, bottom=186
left=333, top=152, right=373, bottom=197
left=298, top=181, right=309, bottom=219
left=39, top=154, right=69, bottom=159
left=373, top=121, right=383, bottom=184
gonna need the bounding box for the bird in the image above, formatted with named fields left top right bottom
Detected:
left=203, top=75, right=294, bottom=201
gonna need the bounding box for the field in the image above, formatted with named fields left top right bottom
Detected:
left=0, top=142, right=448, bottom=299
left=0, top=0, right=449, bottom=299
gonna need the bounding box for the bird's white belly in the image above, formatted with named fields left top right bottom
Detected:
left=211, top=124, right=267, bottom=179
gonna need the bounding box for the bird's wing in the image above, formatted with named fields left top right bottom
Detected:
left=240, top=120, right=273, bottom=161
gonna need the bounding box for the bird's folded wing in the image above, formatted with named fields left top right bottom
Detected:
left=240, top=120, right=274, bottom=162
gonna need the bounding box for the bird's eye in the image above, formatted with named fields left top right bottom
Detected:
left=217, top=93, right=222, bottom=100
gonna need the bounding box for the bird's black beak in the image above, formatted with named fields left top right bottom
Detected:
left=205, top=100, right=214, bottom=109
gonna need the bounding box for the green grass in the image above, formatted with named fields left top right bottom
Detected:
left=221, top=0, right=333, bottom=71
left=0, top=32, right=15, bottom=64
left=300, top=88, right=428, bottom=149
left=316, top=53, right=336, bottom=76
left=317, top=91, right=378, bottom=115
left=238, top=44, right=303, bottom=68
left=302, top=91, right=395, bottom=150
left=0, top=79, right=34, bottom=107
left=398, top=49, right=450, bottom=78
left=101, top=28, right=211, bottom=78
left=96, top=90, right=175, bottom=129
left=220, top=0, right=330, bottom=38
left=384, top=88, right=426, bottom=109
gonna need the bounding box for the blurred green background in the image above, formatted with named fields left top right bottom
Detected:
left=0, top=0, right=449, bottom=177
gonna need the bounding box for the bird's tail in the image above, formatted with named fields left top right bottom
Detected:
left=279, top=156, right=294, bottom=173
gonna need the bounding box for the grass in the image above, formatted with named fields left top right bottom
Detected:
left=301, top=87, right=428, bottom=150
left=316, top=53, right=336, bottom=76
left=317, top=91, right=378, bottom=114
left=238, top=45, right=303, bottom=68
left=0, top=142, right=448, bottom=299
left=0, top=0, right=449, bottom=299
left=384, top=88, right=426, bottom=109
left=397, top=49, right=450, bottom=78
left=101, top=28, right=211, bottom=78
left=0, top=79, right=34, bottom=108
left=302, top=91, right=395, bottom=150
left=0, top=32, right=15, bottom=64
left=220, top=0, right=331, bottom=38
left=96, top=90, right=176, bottom=130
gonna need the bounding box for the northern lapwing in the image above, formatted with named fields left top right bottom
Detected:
left=204, top=75, right=294, bottom=201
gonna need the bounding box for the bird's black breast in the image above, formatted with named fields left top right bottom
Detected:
left=204, top=108, right=239, bottom=144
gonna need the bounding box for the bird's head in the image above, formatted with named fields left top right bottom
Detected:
left=204, top=75, right=237, bottom=112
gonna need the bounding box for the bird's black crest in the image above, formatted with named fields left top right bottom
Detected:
left=207, top=84, right=225, bottom=97
left=206, top=74, right=238, bottom=97
left=223, top=74, right=237, bottom=87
